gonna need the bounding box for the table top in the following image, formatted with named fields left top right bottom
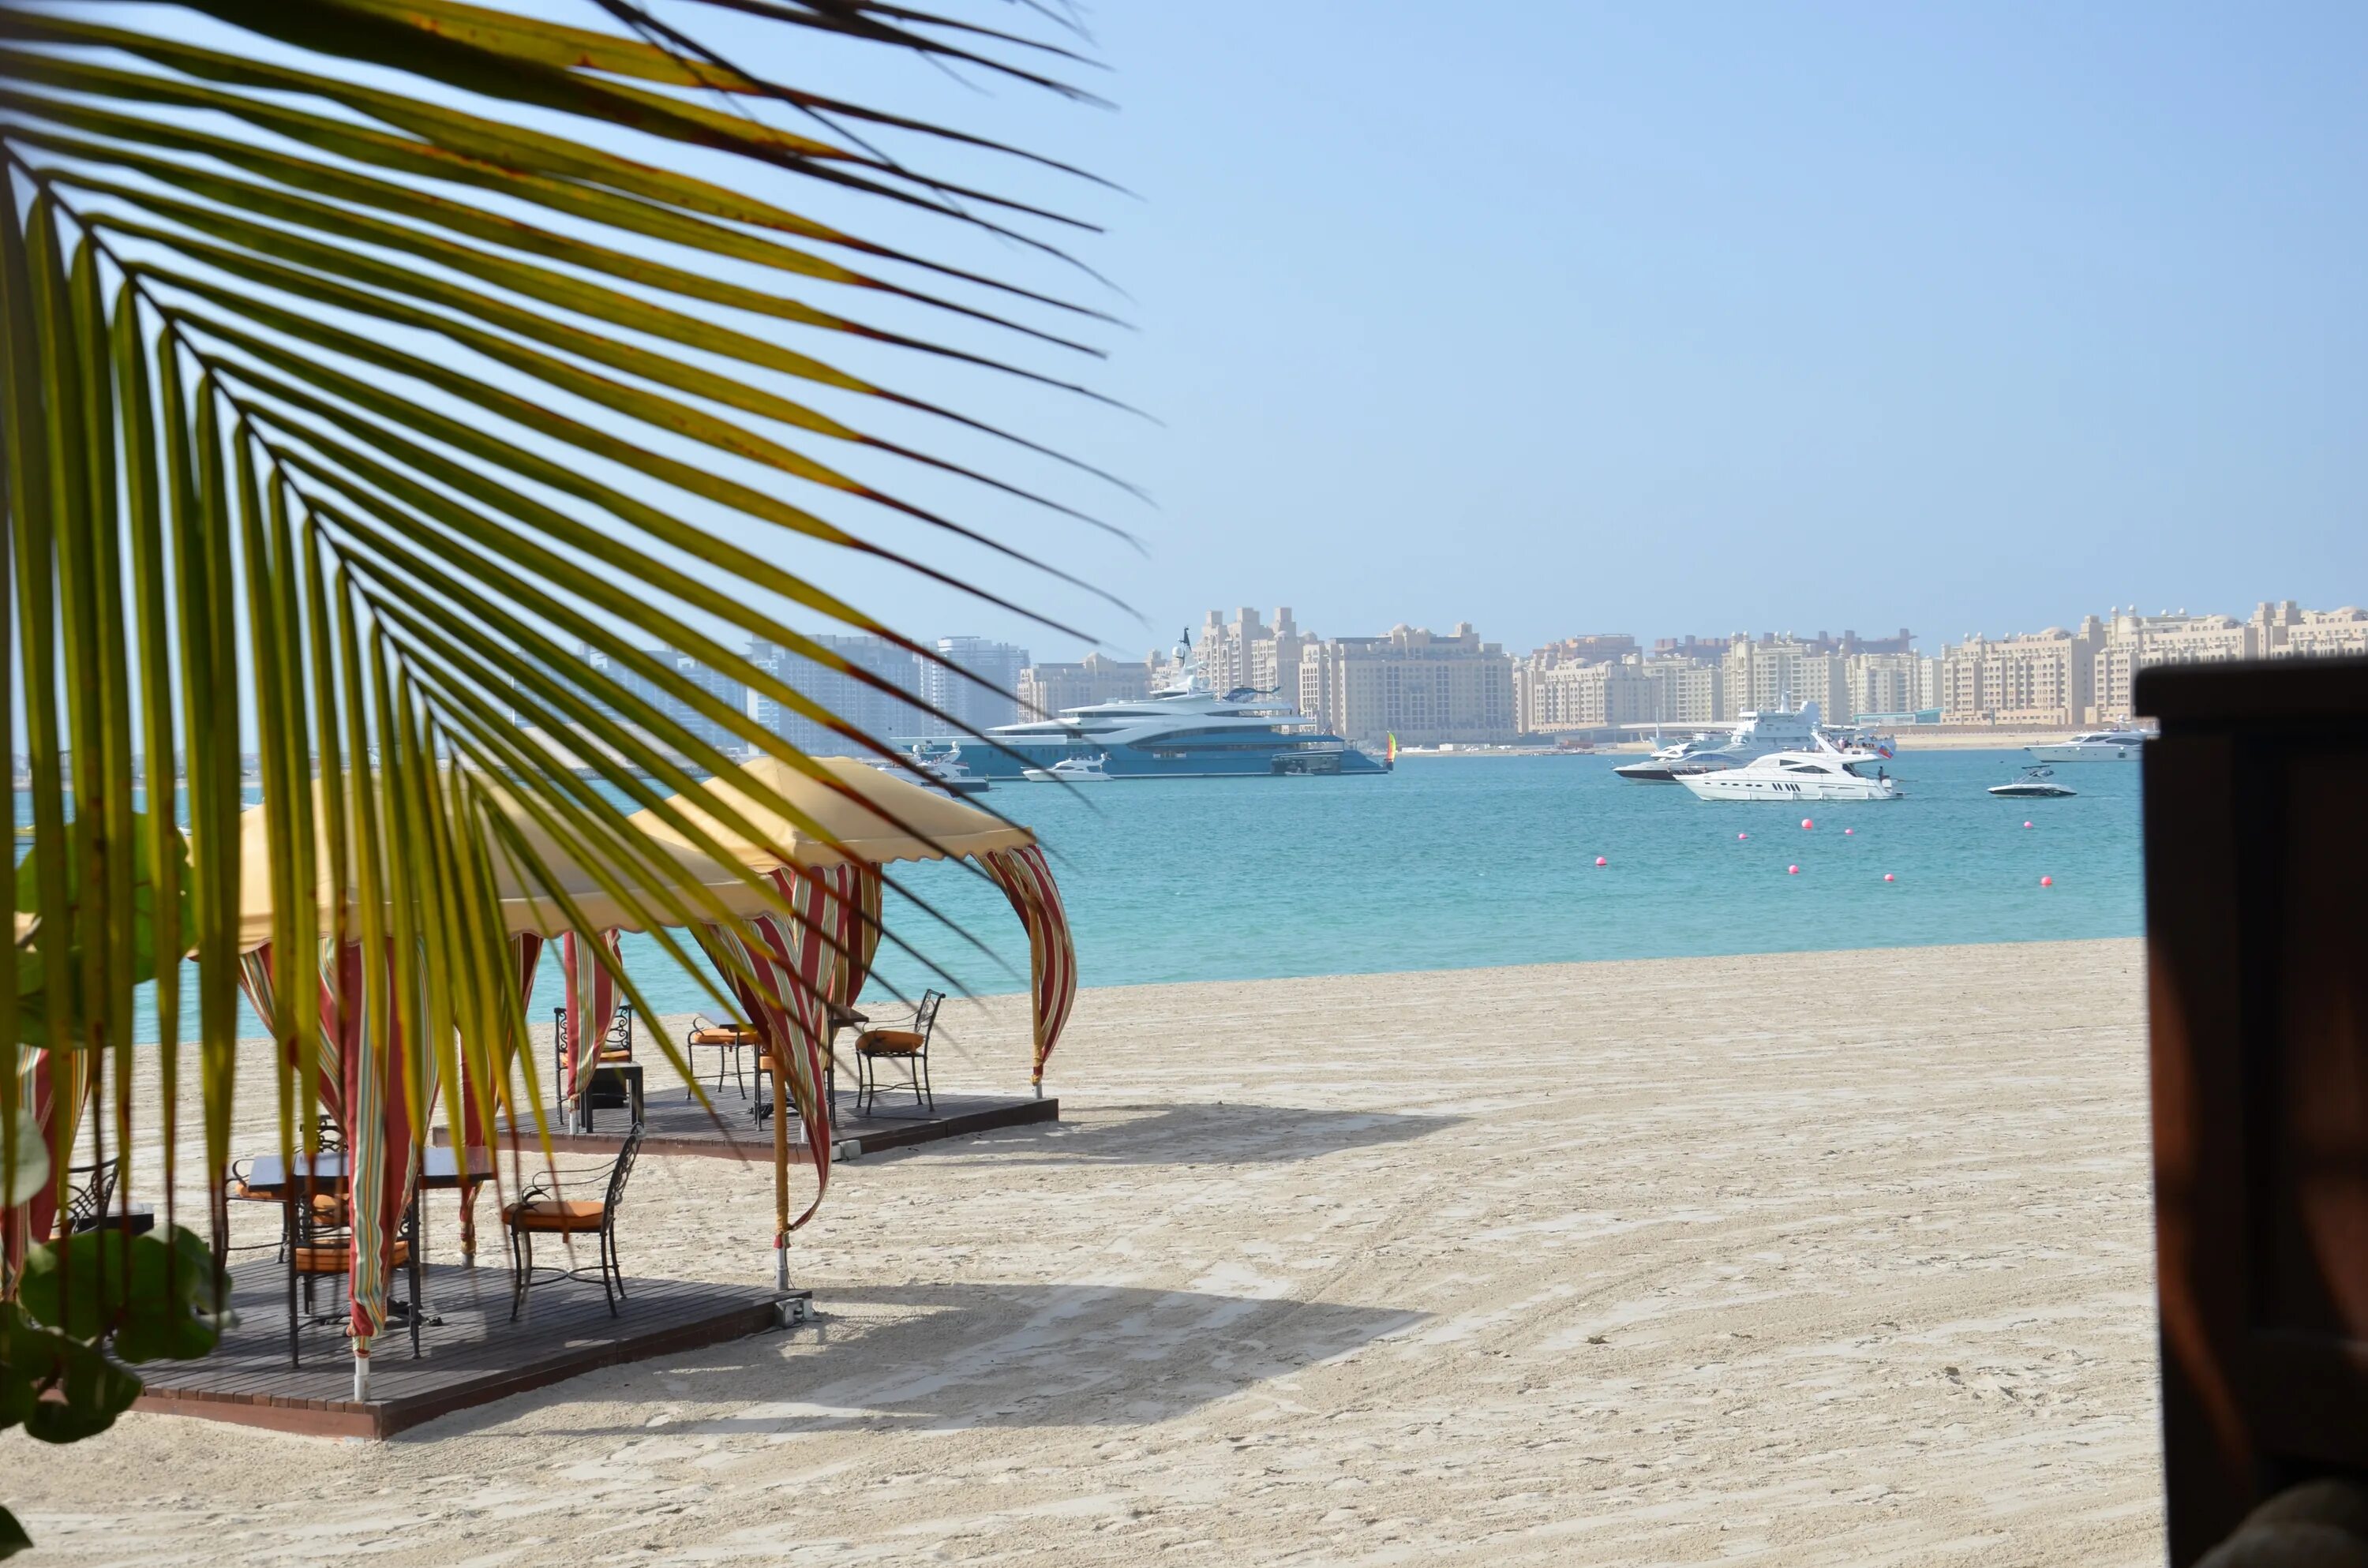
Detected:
left=239, top=1146, right=493, bottom=1193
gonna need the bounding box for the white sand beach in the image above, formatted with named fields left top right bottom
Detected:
left=9, top=937, right=2162, bottom=1566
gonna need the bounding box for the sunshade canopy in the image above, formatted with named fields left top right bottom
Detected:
left=630, top=755, right=1035, bottom=869
left=232, top=780, right=759, bottom=952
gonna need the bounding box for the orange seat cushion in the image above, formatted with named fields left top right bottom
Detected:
left=689, top=1027, right=756, bottom=1046
left=595, top=1048, right=634, bottom=1063
left=504, top=1198, right=606, bottom=1234
left=858, top=1029, right=926, bottom=1055
left=293, top=1238, right=410, bottom=1274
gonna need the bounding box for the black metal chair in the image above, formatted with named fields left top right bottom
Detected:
left=556, top=1001, right=639, bottom=1131
left=685, top=1013, right=757, bottom=1100
left=855, top=990, right=943, bottom=1117
left=504, top=1124, right=643, bottom=1320
left=283, top=1170, right=420, bottom=1367
left=55, top=1156, right=118, bottom=1237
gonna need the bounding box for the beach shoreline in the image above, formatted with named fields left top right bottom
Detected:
left=11, top=937, right=2162, bottom=1566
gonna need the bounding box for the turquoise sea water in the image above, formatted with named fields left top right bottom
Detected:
left=840, top=746, right=2143, bottom=1007
left=28, top=747, right=2144, bottom=1038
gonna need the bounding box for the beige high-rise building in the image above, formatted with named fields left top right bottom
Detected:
left=1300, top=623, right=1516, bottom=747
left=1939, top=618, right=2103, bottom=726
left=1017, top=651, right=1150, bottom=717
left=1845, top=651, right=1938, bottom=720
left=1514, top=645, right=1724, bottom=738
left=2089, top=610, right=2254, bottom=721
left=2252, top=600, right=2368, bottom=661
left=1193, top=607, right=1313, bottom=698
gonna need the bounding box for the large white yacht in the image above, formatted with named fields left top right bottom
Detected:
left=2027, top=728, right=2147, bottom=763
left=965, top=631, right=1388, bottom=780
left=1679, top=751, right=1905, bottom=803
left=1613, top=702, right=1873, bottom=782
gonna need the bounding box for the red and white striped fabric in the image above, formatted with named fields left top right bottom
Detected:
left=691, top=863, right=874, bottom=1241
left=320, top=941, right=414, bottom=1354
left=980, top=844, right=1078, bottom=1085
left=559, top=929, right=624, bottom=1099
left=236, top=942, right=346, bottom=1126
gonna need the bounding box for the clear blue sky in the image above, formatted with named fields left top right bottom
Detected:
left=740, top=0, right=2366, bottom=663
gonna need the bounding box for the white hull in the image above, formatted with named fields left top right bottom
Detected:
left=1678, top=750, right=1903, bottom=802
left=2025, top=743, right=2139, bottom=763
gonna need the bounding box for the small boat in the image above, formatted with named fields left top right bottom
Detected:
left=1988, top=765, right=2077, bottom=799
left=1023, top=754, right=1111, bottom=784
left=1678, top=750, right=1904, bottom=802
left=876, top=742, right=991, bottom=795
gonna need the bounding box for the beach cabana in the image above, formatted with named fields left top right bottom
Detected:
left=227, top=786, right=756, bottom=1387
left=629, top=756, right=1077, bottom=1282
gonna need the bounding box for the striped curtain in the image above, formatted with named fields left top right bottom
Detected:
left=455, top=933, right=542, bottom=1258
left=326, top=941, right=414, bottom=1353
left=6, top=1046, right=92, bottom=1258
left=980, top=844, right=1078, bottom=1085
left=560, top=929, right=624, bottom=1100
left=237, top=942, right=346, bottom=1126
left=691, top=863, right=869, bottom=1242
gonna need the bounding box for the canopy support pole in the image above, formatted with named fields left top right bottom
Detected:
left=773, top=1045, right=790, bottom=1293
left=353, top=1346, right=370, bottom=1402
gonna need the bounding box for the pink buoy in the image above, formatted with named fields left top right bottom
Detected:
left=2024, top=820, right=2033, bottom=829
left=1843, top=827, right=1854, bottom=836
left=1737, top=832, right=1748, bottom=840
left=2040, top=875, right=2053, bottom=888
left=1800, top=818, right=1814, bottom=830
left=1594, top=856, right=1607, bottom=867
left=1787, top=863, right=1800, bottom=875
left=1883, top=873, right=1895, bottom=882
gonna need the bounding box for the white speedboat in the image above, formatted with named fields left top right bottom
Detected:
left=1024, top=753, right=1111, bottom=783
left=1988, top=765, right=2077, bottom=799
left=1678, top=750, right=1904, bottom=802
left=1613, top=702, right=1834, bottom=782
left=2027, top=728, right=2146, bottom=762
left=876, top=742, right=991, bottom=795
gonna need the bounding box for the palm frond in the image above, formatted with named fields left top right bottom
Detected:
left=0, top=0, right=1118, bottom=1458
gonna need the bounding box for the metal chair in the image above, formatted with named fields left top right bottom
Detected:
left=684, top=1014, right=758, bottom=1100
left=504, top=1124, right=643, bottom=1320
left=855, top=990, right=942, bottom=1117
left=54, top=1156, right=119, bottom=1237
left=556, top=1001, right=638, bottom=1130
left=284, top=1172, right=418, bottom=1367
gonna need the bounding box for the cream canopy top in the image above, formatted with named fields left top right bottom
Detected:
left=232, top=780, right=759, bottom=950
left=630, top=756, right=1034, bottom=870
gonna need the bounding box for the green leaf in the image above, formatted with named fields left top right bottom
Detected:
left=0, top=1300, right=143, bottom=1444
left=0, top=1502, right=32, bottom=1559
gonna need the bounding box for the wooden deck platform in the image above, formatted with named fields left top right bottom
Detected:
left=433, top=1087, right=1060, bottom=1162
left=132, top=1259, right=796, bottom=1439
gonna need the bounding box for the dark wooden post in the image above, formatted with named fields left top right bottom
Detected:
left=2141, top=657, right=2368, bottom=1565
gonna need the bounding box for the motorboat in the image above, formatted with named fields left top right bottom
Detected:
left=969, top=630, right=1387, bottom=780
left=2027, top=728, right=2147, bottom=762
left=1677, top=750, right=1905, bottom=802
left=1613, top=701, right=1849, bottom=782
left=1024, top=753, right=1111, bottom=784
left=1988, top=765, right=2077, bottom=799
left=875, top=742, right=990, bottom=795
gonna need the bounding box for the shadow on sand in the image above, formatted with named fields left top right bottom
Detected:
left=412, top=1280, right=1424, bottom=1441
left=877, top=1101, right=1463, bottom=1166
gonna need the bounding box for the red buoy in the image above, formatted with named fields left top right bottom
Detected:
left=1737, top=832, right=1748, bottom=840
left=1800, top=818, right=1814, bottom=830
left=1594, top=855, right=1607, bottom=867
left=1883, top=873, right=1895, bottom=882
left=2024, top=820, right=2033, bottom=829
left=1788, top=863, right=1800, bottom=875
left=2040, top=875, right=2054, bottom=887
left=1843, top=827, right=1854, bottom=836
